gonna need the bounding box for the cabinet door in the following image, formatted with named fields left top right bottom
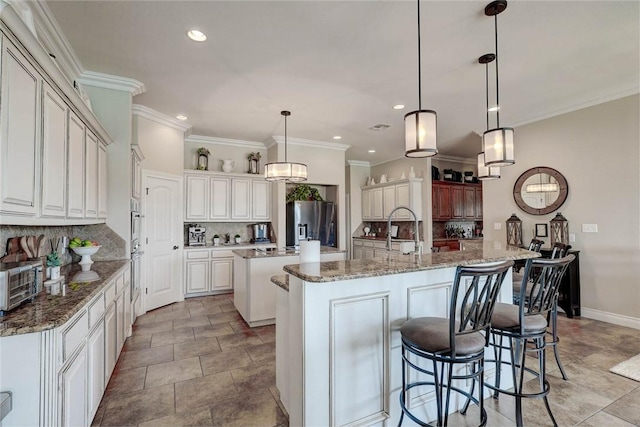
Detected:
left=251, top=179, right=271, bottom=221
left=395, top=183, right=411, bottom=219
left=60, top=346, right=87, bottom=427
left=475, top=187, right=483, bottom=219
left=352, top=246, right=364, bottom=260
left=363, top=247, right=375, bottom=259
left=383, top=186, right=396, bottom=219
left=211, top=258, right=233, bottom=291
left=451, top=186, right=464, bottom=219
left=124, top=286, right=132, bottom=338
left=87, top=319, right=105, bottom=419
left=41, top=83, right=68, bottom=217
left=131, top=154, right=142, bottom=200
left=436, top=185, right=452, bottom=220
left=210, top=177, right=230, bottom=220
left=185, top=260, right=209, bottom=293
left=67, top=112, right=85, bottom=218
left=116, top=292, right=125, bottom=357
left=361, top=189, right=372, bottom=220
left=185, top=174, right=209, bottom=220
left=85, top=130, right=98, bottom=218
left=0, top=39, right=40, bottom=216
left=464, top=187, right=476, bottom=218
left=231, top=178, right=251, bottom=220
left=98, top=142, right=108, bottom=219
left=104, top=303, right=116, bottom=382
left=371, top=188, right=383, bottom=220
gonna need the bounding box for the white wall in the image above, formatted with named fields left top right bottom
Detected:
left=483, top=94, right=640, bottom=324
left=134, top=115, right=184, bottom=176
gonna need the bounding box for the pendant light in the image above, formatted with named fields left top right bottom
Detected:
left=404, top=0, right=437, bottom=158
left=477, top=53, right=501, bottom=180
left=482, top=0, right=514, bottom=167
left=264, top=111, right=308, bottom=182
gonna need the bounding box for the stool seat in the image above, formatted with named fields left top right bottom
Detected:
left=491, top=303, right=547, bottom=333
left=401, top=317, right=486, bottom=355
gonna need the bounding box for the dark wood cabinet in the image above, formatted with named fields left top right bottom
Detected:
left=474, top=188, right=483, bottom=219
left=433, top=184, right=452, bottom=220
left=433, top=239, right=460, bottom=251
left=451, top=186, right=464, bottom=218
left=464, top=187, right=476, bottom=218
left=432, top=182, right=482, bottom=221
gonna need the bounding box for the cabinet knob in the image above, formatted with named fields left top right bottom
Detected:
left=173, top=245, right=179, bottom=250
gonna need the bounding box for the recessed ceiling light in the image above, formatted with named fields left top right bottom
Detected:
left=333, top=136, right=342, bottom=140
left=393, top=104, right=405, bottom=110
left=488, top=105, right=500, bottom=112
left=186, top=30, right=207, bottom=42
left=176, top=114, right=188, bottom=121
left=368, top=149, right=376, bottom=153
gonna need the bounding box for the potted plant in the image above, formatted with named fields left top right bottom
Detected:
left=213, top=234, right=220, bottom=246
left=286, top=184, right=324, bottom=202
left=46, top=251, right=61, bottom=280
left=234, top=234, right=241, bottom=244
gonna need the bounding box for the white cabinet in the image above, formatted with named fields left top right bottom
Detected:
left=0, top=37, right=40, bottom=216
left=211, top=258, right=233, bottom=291
left=115, top=292, right=124, bottom=358
left=104, top=302, right=116, bottom=382
left=251, top=179, right=271, bottom=221
left=185, top=258, right=209, bottom=294
left=184, top=171, right=271, bottom=222
left=60, top=346, right=87, bottom=427
left=40, top=83, right=68, bottom=218
left=352, top=238, right=406, bottom=260
left=87, top=318, right=105, bottom=420
left=131, top=146, right=143, bottom=200
left=85, top=130, right=98, bottom=218
left=98, top=141, right=108, bottom=219
left=361, top=178, right=422, bottom=222
left=210, top=177, right=230, bottom=220
left=184, top=249, right=235, bottom=295
left=67, top=112, right=85, bottom=218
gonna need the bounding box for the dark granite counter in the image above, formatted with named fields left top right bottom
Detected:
left=283, top=242, right=538, bottom=283
left=0, top=260, right=128, bottom=337
left=270, top=275, right=289, bottom=292
left=233, top=246, right=345, bottom=259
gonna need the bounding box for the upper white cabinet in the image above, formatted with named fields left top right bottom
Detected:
left=362, top=178, right=422, bottom=222
left=0, top=37, right=40, bottom=217
left=131, top=146, right=143, bottom=201
left=0, top=28, right=112, bottom=225
left=67, top=112, right=85, bottom=218
left=185, top=171, right=271, bottom=222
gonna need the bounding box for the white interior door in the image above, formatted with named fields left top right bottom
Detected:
left=143, top=172, right=183, bottom=311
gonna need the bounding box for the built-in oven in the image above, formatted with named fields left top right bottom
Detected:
left=131, top=199, right=141, bottom=244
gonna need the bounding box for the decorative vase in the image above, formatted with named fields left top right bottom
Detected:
left=222, top=159, right=236, bottom=173
left=409, top=167, right=416, bottom=178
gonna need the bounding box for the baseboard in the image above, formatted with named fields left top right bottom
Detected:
left=581, top=307, right=640, bottom=330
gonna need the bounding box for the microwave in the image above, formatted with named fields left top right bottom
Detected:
left=0, top=260, right=43, bottom=316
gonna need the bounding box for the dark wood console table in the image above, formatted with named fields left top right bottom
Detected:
left=540, top=248, right=581, bottom=318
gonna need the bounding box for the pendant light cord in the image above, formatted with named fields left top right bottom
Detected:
left=485, top=61, right=490, bottom=131
left=494, top=13, right=500, bottom=128
left=284, top=114, right=288, bottom=162
left=417, top=0, right=422, bottom=110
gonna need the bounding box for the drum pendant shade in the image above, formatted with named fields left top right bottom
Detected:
left=264, top=110, right=307, bottom=182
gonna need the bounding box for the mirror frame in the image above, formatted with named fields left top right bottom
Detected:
left=513, top=166, right=569, bottom=215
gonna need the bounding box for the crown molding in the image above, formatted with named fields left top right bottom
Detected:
left=264, top=136, right=351, bottom=151
left=78, top=71, right=146, bottom=96
left=132, top=104, right=192, bottom=132
left=185, top=135, right=265, bottom=150
left=131, top=143, right=145, bottom=161
left=347, top=160, right=370, bottom=167
left=434, top=154, right=477, bottom=165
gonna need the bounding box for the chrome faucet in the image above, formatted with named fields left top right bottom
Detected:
left=386, top=206, right=421, bottom=254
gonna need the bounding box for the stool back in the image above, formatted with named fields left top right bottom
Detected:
left=549, top=242, right=571, bottom=259
left=518, top=255, right=575, bottom=327
left=450, top=260, right=514, bottom=355
left=528, top=239, right=544, bottom=252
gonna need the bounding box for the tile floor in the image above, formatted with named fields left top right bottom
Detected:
left=91, top=293, right=640, bottom=426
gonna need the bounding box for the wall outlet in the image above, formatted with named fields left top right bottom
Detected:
left=569, top=233, right=576, bottom=243
left=582, top=224, right=598, bottom=233
left=494, top=223, right=502, bottom=230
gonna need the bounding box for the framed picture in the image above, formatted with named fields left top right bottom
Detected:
left=535, top=223, right=548, bottom=237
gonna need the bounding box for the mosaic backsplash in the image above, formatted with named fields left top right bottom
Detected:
left=183, top=222, right=275, bottom=246
left=0, top=224, right=127, bottom=264
left=361, top=221, right=424, bottom=240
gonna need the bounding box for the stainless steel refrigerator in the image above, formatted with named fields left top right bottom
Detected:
left=286, top=201, right=337, bottom=247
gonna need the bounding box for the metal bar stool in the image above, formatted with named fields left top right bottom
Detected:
left=398, top=260, right=514, bottom=426
left=487, top=255, right=575, bottom=427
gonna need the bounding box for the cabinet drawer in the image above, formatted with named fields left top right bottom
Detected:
left=62, top=311, right=88, bottom=361
left=104, top=281, right=116, bottom=304
left=186, top=250, right=210, bottom=260
left=88, top=294, right=105, bottom=329
left=211, top=250, right=234, bottom=258
left=362, top=241, right=375, bottom=247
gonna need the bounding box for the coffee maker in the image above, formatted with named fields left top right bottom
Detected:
left=252, top=223, right=270, bottom=243
left=188, top=226, right=206, bottom=246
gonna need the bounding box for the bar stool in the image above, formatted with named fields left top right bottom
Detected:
left=487, top=255, right=575, bottom=427
left=398, top=260, right=514, bottom=426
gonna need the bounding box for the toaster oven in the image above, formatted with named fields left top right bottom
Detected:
left=0, top=260, right=43, bottom=316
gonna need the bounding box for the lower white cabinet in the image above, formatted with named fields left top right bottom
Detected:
left=352, top=238, right=406, bottom=260
left=116, top=292, right=125, bottom=357
left=60, top=345, right=88, bottom=427
left=212, top=258, right=233, bottom=291
left=184, top=249, right=234, bottom=295
left=104, top=298, right=117, bottom=384
left=185, top=259, right=209, bottom=294
left=87, top=318, right=105, bottom=420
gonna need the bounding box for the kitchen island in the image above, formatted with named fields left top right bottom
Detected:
left=232, top=246, right=345, bottom=326
left=273, top=242, right=538, bottom=426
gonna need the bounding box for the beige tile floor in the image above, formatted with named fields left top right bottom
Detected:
left=92, top=293, right=640, bottom=426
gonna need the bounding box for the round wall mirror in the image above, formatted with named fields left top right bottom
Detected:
left=513, top=167, right=568, bottom=215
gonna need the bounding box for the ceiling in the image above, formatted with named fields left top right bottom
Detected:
left=45, top=1, right=639, bottom=164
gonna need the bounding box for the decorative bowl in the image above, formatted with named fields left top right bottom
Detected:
left=71, top=246, right=101, bottom=271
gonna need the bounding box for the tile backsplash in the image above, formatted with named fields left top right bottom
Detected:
left=183, top=222, right=274, bottom=246
left=0, top=224, right=127, bottom=264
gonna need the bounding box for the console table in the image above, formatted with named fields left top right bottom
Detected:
left=540, top=248, right=581, bottom=318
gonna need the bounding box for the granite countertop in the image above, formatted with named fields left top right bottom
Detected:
left=353, top=236, right=421, bottom=242
left=283, top=241, right=539, bottom=283
left=233, top=246, right=345, bottom=259
left=0, top=260, right=129, bottom=337
left=270, top=275, right=289, bottom=292
left=184, top=242, right=276, bottom=250
left=433, top=237, right=484, bottom=242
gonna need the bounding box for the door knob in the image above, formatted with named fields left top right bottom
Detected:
left=173, top=245, right=179, bottom=250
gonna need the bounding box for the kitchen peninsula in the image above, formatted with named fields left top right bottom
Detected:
left=273, top=242, right=538, bottom=426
